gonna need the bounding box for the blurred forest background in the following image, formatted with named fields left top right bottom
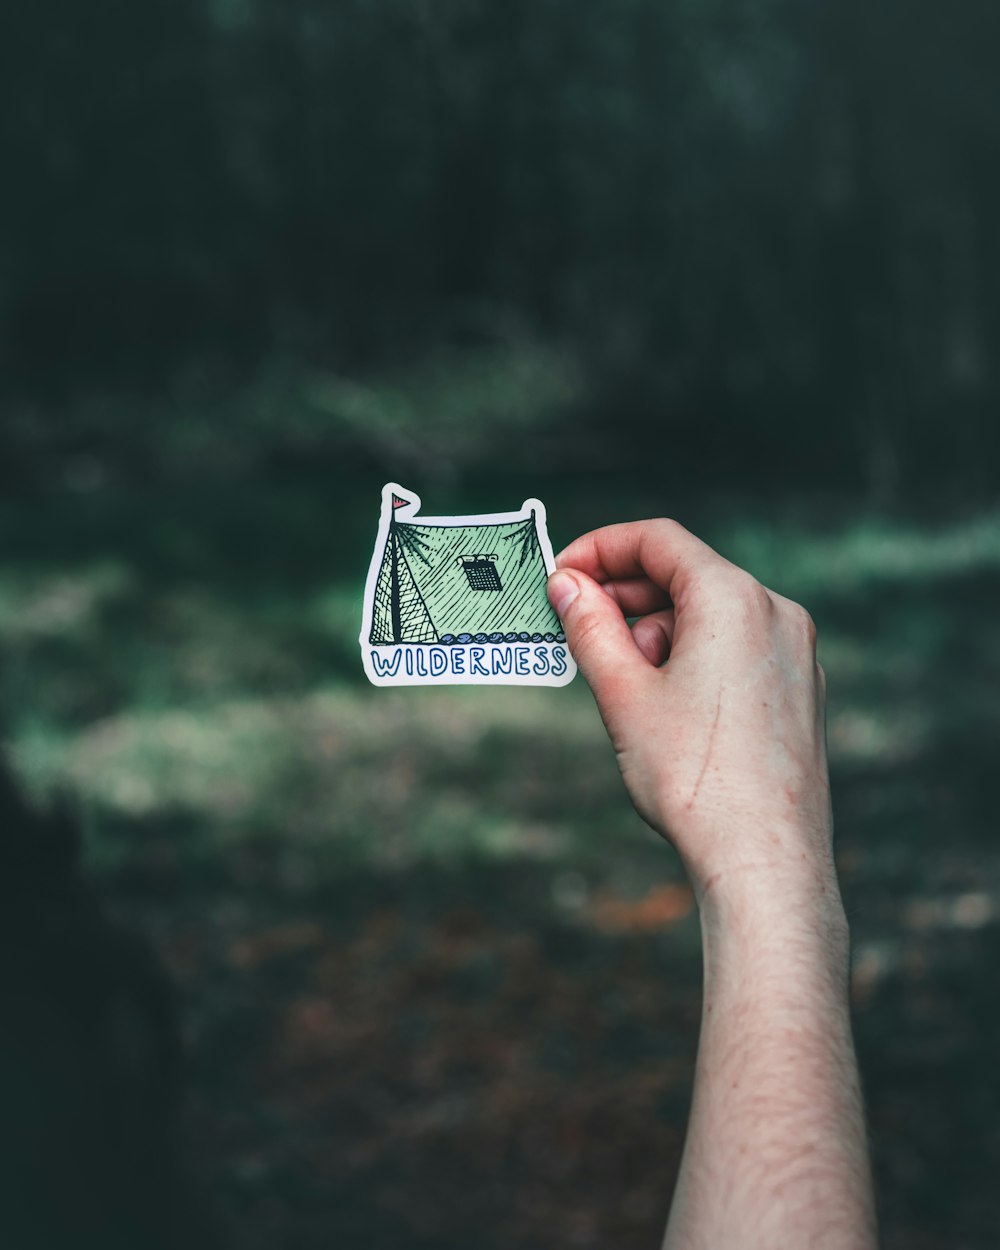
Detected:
left=1, top=1, right=999, bottom=1248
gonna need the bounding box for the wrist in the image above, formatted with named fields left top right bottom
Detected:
left=697, top=853, right=851, bottom=988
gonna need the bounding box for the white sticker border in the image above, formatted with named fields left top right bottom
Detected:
left=359, top=482, right=577, bottom=688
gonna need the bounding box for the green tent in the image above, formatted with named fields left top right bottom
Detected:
left=369, top=506, right=563, bottom=646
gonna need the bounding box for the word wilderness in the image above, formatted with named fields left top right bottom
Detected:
left=359, top=484, right=577, bottom=687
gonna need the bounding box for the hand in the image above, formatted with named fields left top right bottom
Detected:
left=547, top=519, right=835, bottom=913
left=549, top=521, right=876, bottom=1249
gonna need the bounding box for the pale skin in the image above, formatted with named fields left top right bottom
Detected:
left=547, top=519, right=878, bottom=1250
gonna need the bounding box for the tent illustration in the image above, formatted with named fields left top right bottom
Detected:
left=366, top=485, right=565, bottom=646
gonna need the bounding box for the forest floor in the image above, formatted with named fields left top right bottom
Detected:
left=4, top=475, right=1000, bottom=1249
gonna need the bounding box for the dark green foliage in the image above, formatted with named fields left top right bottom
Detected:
left=5, top=471, right=1000, bottom=1247
left=1, top=0, right=997, bottom=489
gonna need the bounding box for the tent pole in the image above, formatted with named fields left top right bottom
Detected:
left=390, top=507, right=402, bottom=643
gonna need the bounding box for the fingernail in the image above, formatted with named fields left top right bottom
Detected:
left=547, top=571, right=579, bottom=617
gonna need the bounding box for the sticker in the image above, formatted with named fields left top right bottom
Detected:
left=360, top=483, right=577, bottom=687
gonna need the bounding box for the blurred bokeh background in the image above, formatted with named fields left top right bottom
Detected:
left=1, top=2, right=998, bottom=1247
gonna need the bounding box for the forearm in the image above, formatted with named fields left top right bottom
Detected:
left=664, top=865, right=878, bottom=1250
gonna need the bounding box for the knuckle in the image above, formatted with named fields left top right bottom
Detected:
left=765, top=591, right=818, bottom=648
left=655, top=517, right=684, bottom=540
left=732, top=572, right=772, bottom=615
left=789, top=602, right=818, bottom=648
left=644, top=517, right=686, bottom=557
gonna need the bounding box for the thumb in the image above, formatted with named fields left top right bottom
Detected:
left=547, top=569, right=648, bottom=706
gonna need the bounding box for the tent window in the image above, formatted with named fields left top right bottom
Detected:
left=459, top=555, right=503, bottom=592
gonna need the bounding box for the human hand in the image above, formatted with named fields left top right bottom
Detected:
left=549, top=522, right=875, bottom=1249
left=547, top=520, right=837, bottom=917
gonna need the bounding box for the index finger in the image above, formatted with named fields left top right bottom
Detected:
left=556, top=519, right=734, bottom=606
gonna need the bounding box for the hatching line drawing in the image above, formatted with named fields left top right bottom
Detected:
left=366, top=489, right=564, bottom=647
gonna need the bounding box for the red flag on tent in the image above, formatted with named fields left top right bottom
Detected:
left=392, top=494, right=408, bottom=509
